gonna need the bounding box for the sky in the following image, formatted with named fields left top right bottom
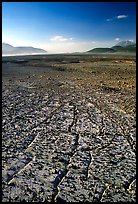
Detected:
left=2, top=2, right=136, bottom=53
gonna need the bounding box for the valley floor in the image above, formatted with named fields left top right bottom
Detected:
left=2, top=54, right=136, bottom=202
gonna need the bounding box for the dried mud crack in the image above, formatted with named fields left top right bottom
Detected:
left=52, top=106, right=79, bottom=202
left=2, top=54, right=136, bottom=202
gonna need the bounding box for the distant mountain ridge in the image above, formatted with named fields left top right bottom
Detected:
left=87, top=40, right=136, bottom=53
left=2, top=43, right=47, bottom=55
left=115, top=40, right=135, bottom=47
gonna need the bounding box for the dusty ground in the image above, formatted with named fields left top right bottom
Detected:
left=2, top=53, right=136, bottom=202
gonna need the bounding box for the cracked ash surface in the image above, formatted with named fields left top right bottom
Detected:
left=2, top=54, right=136, bottom=202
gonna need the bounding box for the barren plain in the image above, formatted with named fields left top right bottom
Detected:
left=2, top=53, right=136, bottom=202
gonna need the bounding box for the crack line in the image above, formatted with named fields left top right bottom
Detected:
left=99, top=185, right=110, bottom=202
left=7, top=156, right=36, bottom=185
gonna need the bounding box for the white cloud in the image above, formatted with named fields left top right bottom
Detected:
left=116, top=15, right=128, bottom=19
left=106, top=18, right=113, bottom=22
left=107, top=14, right=128, bottom=22
left=115, top=38, right=120, bottom=41
left=129, top=39, right=134, bottom=42
left=50, top=35, right=73, bottom=42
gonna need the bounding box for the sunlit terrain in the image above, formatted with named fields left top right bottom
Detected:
left=2, top=53, right=136, bottom=202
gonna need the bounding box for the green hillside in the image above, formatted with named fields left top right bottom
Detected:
left=111, top=45, right=136, bottom=52
left=87, top=48, right=116, bottom=53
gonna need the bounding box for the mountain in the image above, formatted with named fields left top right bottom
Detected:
left=87, top=40, right=136, bottom=53
left=2, top=43, right=15, bottom=52
left=115, top=40, right=135, bottom=47
left=2, top=43, right=47, bottom=55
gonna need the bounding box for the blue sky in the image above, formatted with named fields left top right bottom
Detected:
left=2, top=2, right=136, bottom=53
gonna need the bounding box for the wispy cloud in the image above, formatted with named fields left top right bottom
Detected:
left=106, top=18, right=113, bottom=22
left=115, top=38, right=120, bottom=41
left=50, top=35, right=73, bottom=42
left=116, top=15, right=128, bottom=19
left=106, top=14, right=128, bottom=21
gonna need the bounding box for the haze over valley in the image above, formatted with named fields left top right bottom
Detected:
left=2, top=40, right=136, bottom=56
